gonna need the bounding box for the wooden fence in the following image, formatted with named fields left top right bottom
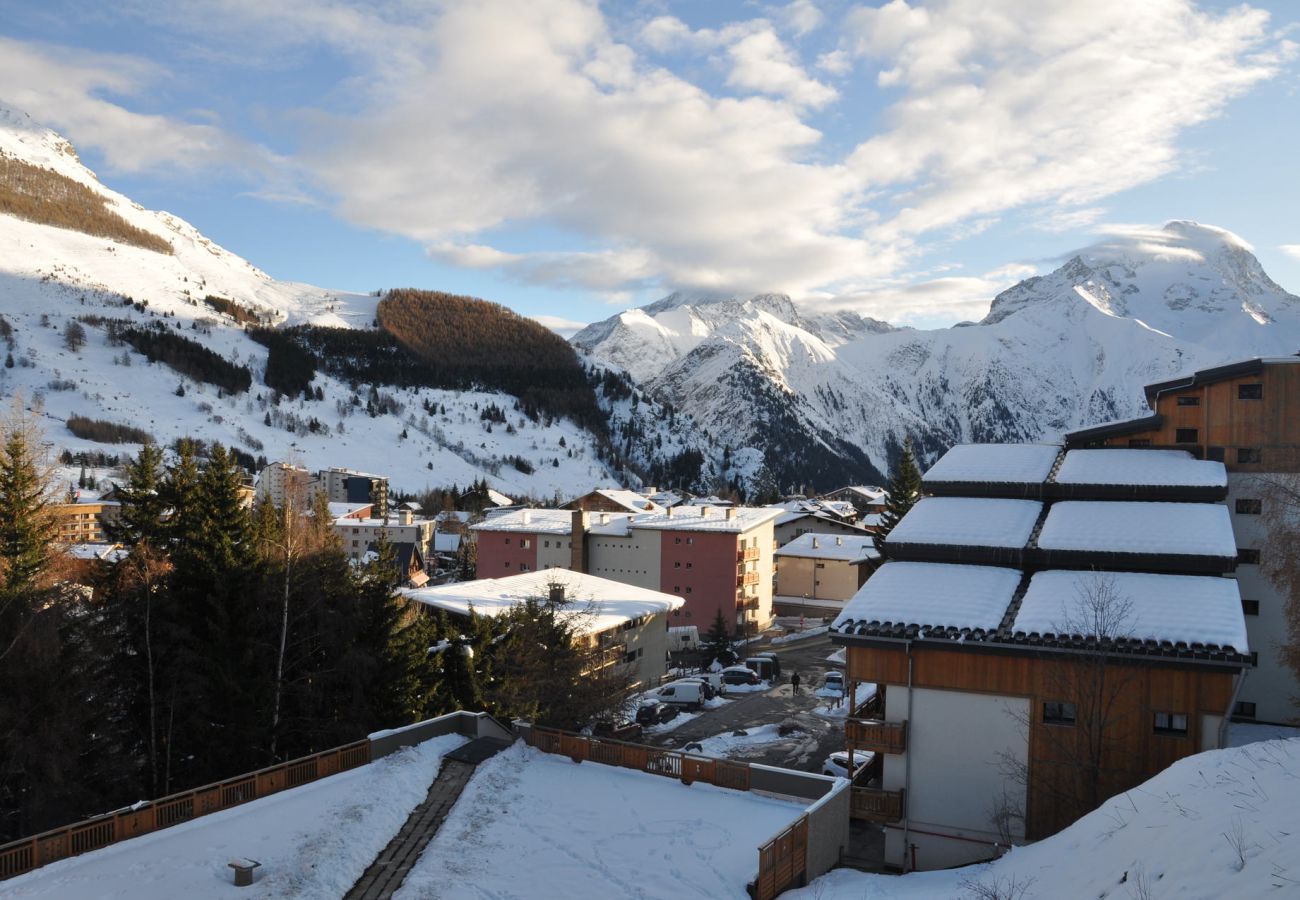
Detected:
left=525, top=726, right=751, bottom=791
left=0, top=739, right=371, bottom=881
left=755, top=815, right=808, bottom=900
left=850, top=786, right=905, bottom=823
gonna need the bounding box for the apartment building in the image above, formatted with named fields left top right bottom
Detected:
left=316, top=466, right=389, bottom=517
left=52, top=496, right=120, bottom=544
left=832, top=442, right=1250, bottom=871
left=401, top=569, right=684, bottom=689
left=1065, top=356, right=1300, bottom=724
left=774, top=533, right=877, bottom=616
left=334, top=507, right=435, bottom=564
left=472, top=505, right=782, bottom=631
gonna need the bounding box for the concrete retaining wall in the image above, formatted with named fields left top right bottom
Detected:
left=370, top=711, right=512, bottom=759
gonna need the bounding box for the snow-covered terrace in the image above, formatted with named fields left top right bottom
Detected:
left=401, top=569, right=683, bottom=635
left=1035, top=501, right=1237, bottom=559
left=472, top=508, right=587, bottom=534
left=394, top=742, right=810, bottom=900
left=885, top=497, right=1042, bottom=549
left=1054, top=449, right=1226, bottom=488
left=921, top=443, right=1060, bottom=486
left=833, top=562, right=1021, bottom=634
left=1012, top=570, right=1248, bottom=653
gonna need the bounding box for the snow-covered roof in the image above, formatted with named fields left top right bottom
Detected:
left=581, top=489, right=662, bottom=513
left=834, top=562, right=1020, bottom=633
left=922, top=443, right=1060, bottom=484
left=401, top=570, right=684, bottom=635
left=1036, top=501, right=1237, bottom=557
left=1054, top=449, right=1227, bottom=488
left=1013, top=570, right=1247, bottom=652
left=776, top=533, right=878, bottom=563
left=825, top=485, right=887, bottom=502
left=433, top=532, right=461, bottom=553
left=859, top=513, right=883, bottom=528
left=65, top=542, right=127, bottom=562
left=885, top=497, right=1042, bottom=548
left=624, top=505, right=783, bottom=533
left=328, top=501, right=373, bottom=518
left=471, top=509, right=582, bottom=535
left=486, top=489, right=513, bottom=507
left=434, top=510, right=471, bottom=524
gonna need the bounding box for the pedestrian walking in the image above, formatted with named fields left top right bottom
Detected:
left=791, top=671, right=801, bottom=694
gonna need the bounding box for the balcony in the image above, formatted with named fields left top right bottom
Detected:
left=850, top=787, right=904, bottom=823
left=737, top=597, right=760, bottom=611
left=845, top=718, right=907, bottom=755
left=736, top=571, right=760, bottom=587
left=737, top=546, right=760, bottom=562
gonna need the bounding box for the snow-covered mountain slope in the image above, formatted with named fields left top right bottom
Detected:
left=0, top=104, right=624, bottom=497
left=790, top=736, right=1300, bottom=899
left=575, top=223, right=1300, bottom=489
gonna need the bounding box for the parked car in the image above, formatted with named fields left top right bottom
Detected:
left=671, top=677, right=716, bottom=700
left=721, top=665, right=761, bottom=686
left=635, top=701, right=680, bottom=726
left=822, top=750, right=874, bottom=779
left=822, top=671, right=845, bottom=693
left=654, top=680, right=708, bottom=710
left=744, top=657, right=778, bottom=681
left=686, top=671, right=724, bottom=694
left=751, top=651, right=781, bottom=678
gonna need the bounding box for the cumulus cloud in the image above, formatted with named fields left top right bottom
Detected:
left=810, top=263, right=1039, bottom=326
left=781, top=0, right=824, bottom=37
left=530, top=314, right=589, bottom=338
left=1279, top=244, right=1300, bottom=261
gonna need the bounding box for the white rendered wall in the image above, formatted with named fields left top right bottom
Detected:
left=589, top=531, right=661, bottom=591
left=883, top=686, right=1028, bottom=871
left=536, top=535, right=573, bottom=570
left=1228, top=473, right=1298, bottom=724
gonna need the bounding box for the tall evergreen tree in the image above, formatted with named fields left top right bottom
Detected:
left=873, top=437, right=923, bottom=557
left=701, top=608, right=737, bottom=666
left=105, top=443, right=166, bottom=547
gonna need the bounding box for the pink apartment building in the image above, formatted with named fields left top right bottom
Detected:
left=472, top=505, right=781, bottom=632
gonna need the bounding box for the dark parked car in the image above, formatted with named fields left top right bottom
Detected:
left=635, top=701, right=680, bottom=726
left=721, top=665, right=761, bottom=686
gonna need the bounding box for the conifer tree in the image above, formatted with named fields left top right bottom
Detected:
left=873, top=437, right=923, bottom=557
left=701, top=608, right=737, bottom=667
left=105, top=443, right=166, bottom=546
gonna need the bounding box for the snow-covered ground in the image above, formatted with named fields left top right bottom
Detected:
left=6, top=734, right=467, bottom=899
left=788, top=738, right=1300, bottom=900
left=686, top=723, right=797, bottom=757
left=395, top=742, right=808, bottom=900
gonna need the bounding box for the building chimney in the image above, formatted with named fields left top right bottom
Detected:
left=398, top=508, right=413, bottom=526
left=726, top=507, right=737, bottom=521
left=522, top=509, right=532, bottom=525
left=667, top=506, right=675, bottom=518
left=836, top=535, right=843, bottom=546
left=647, top=486, right=658, bottom=495
left=570, top=510, right=589, bottom=573
left=701, top=506, right=711, bottom=517
left=812, top=536, right=820, bottom=549
left=549, top=583, right=566, bottom=605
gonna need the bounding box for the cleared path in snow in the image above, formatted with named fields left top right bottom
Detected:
left=344, top=738, right=509, bottom=900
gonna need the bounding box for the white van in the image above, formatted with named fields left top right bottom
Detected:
left=654, top=680, right=708, bottom=711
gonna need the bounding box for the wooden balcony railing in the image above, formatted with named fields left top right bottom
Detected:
left=737, top=546, right=760, bottom=562
left=736, top=571, right=760, bottom=587
left=737, top=597, right=760, bottom=611
left=845, top=718, right=907, bottom=754
left=850, top=787, right=904, bottom=823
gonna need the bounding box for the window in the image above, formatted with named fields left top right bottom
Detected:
left=1128, top=439, right=1151, bottom=448
left=674, top=586, right=681, bottom=593
left=1042, top=702, right=1076, bottom=725
left=687, top=537, right=694, bottom=545
left=1176, top=396, right=1200, bottom=407
left=1238, top=383, right=1263, bottom=400
left=1235, top=498, right=1262, bottom=515
left=521, top=539, right=531, bottom=549
left=684, top=611, right=691, bottom=618
left=1175, top=428, right=1199, bottom=444
left=1207, top=446, right=1226, bottom=462
left=686, top=562, right=693, bottom=569
left=519, top=563, right=529, bottom=572
left=1250, top=652, right=1259, bottom=667
left=1152, top=712, right=1188, bottom=736
left=544, top=540, right=550, bottom=548
left=685, top=587, right=692, bottom=594
left=674, top=561, right=681, bottom=568
left=1237, top=448, right=1262, bottom=464
left=1242, top=598, right=1260, bottom=616
left=504, top=538, right=511, bottom=545
left=1238, top=548, right=1260, bottom=565
left=1234, top=701, right=1257, bottom=719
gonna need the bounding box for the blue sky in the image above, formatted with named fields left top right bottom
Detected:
left=1, top=0, right=1297, bottom=331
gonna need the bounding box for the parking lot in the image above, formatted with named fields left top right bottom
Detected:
left=641, top=628, right=850, bottom=776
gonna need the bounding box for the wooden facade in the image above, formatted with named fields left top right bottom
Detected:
left=845, top=641, right=1237, bottom=838
left=1070, top=359, right=1300, bottom=472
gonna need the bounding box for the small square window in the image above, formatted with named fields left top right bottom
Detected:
left=1235, top=498, right=1262, bottom=515
left=504, top=537, right=511, bottom=545
left=675, top=537, right=682, bottom=544
left=1249, top=651, right=1259, bottom=666
left=1237, top=448, right=1262, bottom=464
left=1176, top=396, right=1201, bottom=407
left=1043, top=702, right=1076, bottom=725
left=1153, top=712, right=1188, bottom=735
left=1234, top=701, right=1257, bottom=719
left=674, top=586, right=681, bottom=593
left=1238, top=548, right=1260, bottom=565
left=687, top=537, right=694, bottom=545
left=1175, top=428, right=1198, bottom=444
left=685, top=587, right=692, bottom=594
left=686, top=562, right=693, bottom=569
left=1238, top=383, right=1263, bottom=400
left=1242, top=598, right=1260, bottom=616
left=1207, top=446, right=1226, bottom=462
left=674, top=561, right=681, bottom=568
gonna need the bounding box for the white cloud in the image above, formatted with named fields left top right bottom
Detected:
left=724, top=27, right=837, bottom=109
left=1279, top=244, right=1300, bottom=261
left=781, top=0, right=824, bottom=37
left=0, top=36, right=279, bottom=178
left=530, top=314, right=589, bottom=338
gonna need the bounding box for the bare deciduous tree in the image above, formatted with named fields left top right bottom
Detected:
left=1255, top=470, right=1300, bottom=713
